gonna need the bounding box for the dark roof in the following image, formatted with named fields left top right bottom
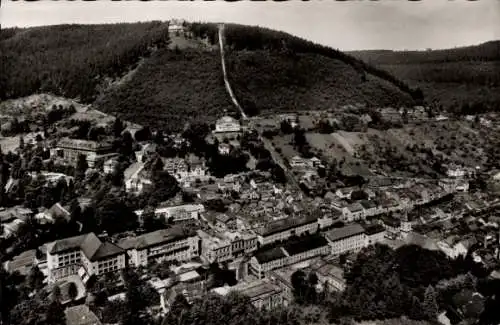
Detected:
left=381, top=215, right=401, bottom=228
left=254, top=247, right=287, bottom=264
left=347, top=203, right=364, bottom=212
left=360, top=200, right=376, bottom=209
left=325, top=224, right=365, bottom=242
left=48, top=234, right=88, bottom=254
left=48, top=233, right=124, bottom=261
left=255, top=214, right=318, bottom=236
left=364, top=224, right=386, bottom=235
left=88, top=242, right=124, bottom=261
left=283, top=235, right=329, bottom=256
left=118, top=227, right=195, bottom=251
left=215, top=214, right=235, bottom=224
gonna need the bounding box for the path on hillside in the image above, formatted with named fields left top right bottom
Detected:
left=218, top=24, right=247, bottom=119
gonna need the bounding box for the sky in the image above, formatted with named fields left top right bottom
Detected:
left=2, top=0, right=500, bottom=51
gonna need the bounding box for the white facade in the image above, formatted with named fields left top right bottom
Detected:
left=120, top=232, right=199, bottom=268
left=198, top=230, right=258, bottom=263
left=328, top=233, right=366, bottom=256
left=135, top=204, right=205, bottom=224
left=257, top=219, right=319, bottom=246
left=46, top=234, right=126, bottom=283
left=214, top=116, right=241, bottom=133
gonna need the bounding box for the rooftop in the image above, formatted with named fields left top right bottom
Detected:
left=254, top=247, right=287, bottom=264
left=47, top=233, right=124, bottom=261
left=363, top=223, right=386, bottom=235
left=65, top=304, right=102, bottom=325
left=255, top=213, right=318, bottom=236
left=57, top=138, right=111, bottom=152
left=347, top=203, right=364, bottom=213
left=234, top=279, right=282, bottom=301
left=283, top=235, right=329, bottom=256
left=118, top=227, right=195, bottom=251
left=325, top=224, right=365, bottom=242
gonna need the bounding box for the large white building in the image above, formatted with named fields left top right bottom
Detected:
left=255, top=214, right=319, bottom=246
left=51, top=138, right=117, bottom=168
left=325, top=224, right=367, bottom=256
left=249, top=235, right=330, bottom=279
left=117, top=228, right=199, bottom=268
left=46, top=233, right=126, bottom=284
left=214, top=116, right=241, bottom=134
left=198, top=229, right=258, bottom=263
left=135, top=204, right=205, bottom=224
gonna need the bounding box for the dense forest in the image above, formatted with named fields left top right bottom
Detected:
left=225, top=50, right=415, bottom=115
left=94, top=49, right=235, bottom=131
left=0, top=22, right=171, bottom=102
left=350, top=41, right=500, bottom=112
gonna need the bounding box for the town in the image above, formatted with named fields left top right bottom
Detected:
left=1, top=90, right=500, bottom=325
left=2, top=6, right=500, bottom=325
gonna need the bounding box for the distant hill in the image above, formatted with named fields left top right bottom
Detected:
left=350, top=41, right=500, bottom=114
left=1, top=22, right=422, bottom=130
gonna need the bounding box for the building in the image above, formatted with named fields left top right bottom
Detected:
left=3, top=249, right=37, bottom=276
left=65, top=304, right=103, bottom=325
left=359, top=200, right=379, bottom=217
left=335, top=187, right=355, bottom=200
left=308, top=259, right=346, bottom=292
left=282, top=235, right=330, bottom=266
left=51, top=138, right=117, bottom=168
left=35, top=202, right=71, bottom=224
left=214, top=214, right=237, bottom=230
left=117, top=227, right=199, bottom=268
left=124, top=163, right=153, bottom=194
left=135, top=204, right=205, bottom=224
left=255, top=214, right=319, bottom=246
left=249, top=247, right=288, bottom=279
left=325, top=224, right=366, bottom=256
left=46, top=233, right=126, bottom=284
left=214, top=116, right=241, bottom=134
left=197, top=229, right=258, bottom=265
left=249, top=235, right=330, bottom=279
left=363, top=224, right=386, bottom=246
left=103, top=158, right=119, bottom=174
left=342, top=203, right=365, bottom=221
left=212, top=279, right=285, bottom=310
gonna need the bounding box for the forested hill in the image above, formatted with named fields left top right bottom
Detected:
left=1, top=22, right=421, bottom=131
left=349, top=41, right=500, bottom=114
left=0, top=22, right=171, bottom=102
left=349, top=41, right=500, bottom=65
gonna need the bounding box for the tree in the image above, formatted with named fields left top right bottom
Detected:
left=422, top=285, right=439, bottom=320
left=27, top=266, right=44, bottom=292
left=28, top=156, right=43, bottom=173
left=95, top=195, right=138, bottom=234
left=120, top=131, right=134, bottom=157
left=19, top=136, right=25, bottom=150
left=75, top=154, right=88, bottom=181
left=280, top=119, right=294, bottom=134
left=67, top=282, right=78, bottom=301
left=134, top=126, right=152, bottom=142
left=112, top=118, right=125, bottom=138
left=45, top=300, right=66, bottom=325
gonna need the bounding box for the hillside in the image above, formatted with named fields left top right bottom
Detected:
left=94, top=49, right=235, bottom=131
left=1, top=22, right=421, bottom=130
left=221, top=24, right=419, bottom=115
left=350, top=41, right=500, bottom=113
left=0, top=22, right=171, bottom=102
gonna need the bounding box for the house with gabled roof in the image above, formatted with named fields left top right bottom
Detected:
left=46, top=233, right=126, bottom=284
